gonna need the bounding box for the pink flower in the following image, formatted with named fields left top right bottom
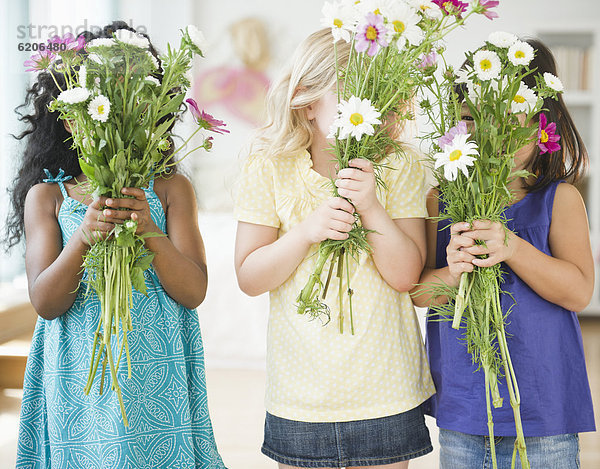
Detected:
left=185, top=99, right=230, bottom=134
left=48, top=33, right=86, bottom=51
left=202, top=136, right=214, bottom=150
left=433, top=0, right=469, bottom=17
left=23, top=49, right=56, bottom=72
left=478, top=0, right=499, bottom=20
left=537, top=113, right=561, bottom=154
left=417, top=51, right=438, bottom=72
left=438, top=121, right=468, bottom=149
left=355, top=13, right=389, bottom=57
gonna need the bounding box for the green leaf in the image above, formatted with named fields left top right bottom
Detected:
left=134, top=253, right=154, bottom=271
left=131, top=267, right=148, bottom=295
left=79, top=158, right=96, bottom=181
left=156, top=94, right=184, bottom=121
left=150, top=118, right=175, bottom=143
left=116, top=231, right=135, bottom=248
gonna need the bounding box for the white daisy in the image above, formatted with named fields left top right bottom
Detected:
left=473, top=49, right=501, bottom=81
left=408, top=0, right=443, bottom=19
left=510, top=82, right=538, bottom=114
left=114, top=29, right=149, bottom=49
left=329, top=96, right=382, bottom=141
left=487, top=31, right=517, bottom=48
left=508, top=40, right=534, bottom=66
left=383, top=1, right=424, bottom=51
left=145, top=76, right=161, bottom=86
left=543, top=72, right=564, bottom=92
left=78, top=65, right=87, bottom=87
left=186, top=25, right=207, bottom=54
left=57, top=87, right=91, bottom=104
left=86, top=38, right=116, bottom=48
left=321, top=1, right=355, bottom=43
left=146, top=51, right=160, bottom=69
left=88, top=94, right=111, bottom=122
left=434, top=133, right=479, bottom=181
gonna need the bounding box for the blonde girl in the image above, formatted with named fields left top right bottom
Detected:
left=234, top=29, right=435, bottom=469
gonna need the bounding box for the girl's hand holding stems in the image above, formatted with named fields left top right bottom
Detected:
left=415, top=183, right=594, bottom=313
left=27, top=176, right=208, bottom=320
left=236, top=157, right=426, bottom=297
left=78, top=187, right=159, bottom=245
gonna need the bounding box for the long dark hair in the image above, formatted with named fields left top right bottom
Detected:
left=456, top=38, right=588, bottom=193
left=520, top=38, right=587, bottom=192
left=5, top=21, right=170, bottom=250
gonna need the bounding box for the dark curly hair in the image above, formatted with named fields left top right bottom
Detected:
left=5, top=21, right=173, bottom=250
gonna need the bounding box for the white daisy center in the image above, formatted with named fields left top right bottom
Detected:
left=449, top=149, right=462, bottom=161
left=350, top=113, right=364, bottom=126
left=393, top=21, right=406, bottom=34
left=333, top=18, right=343, bottom=28
left=97, top=104, right=105, bottom=114
left=513, top=95, right=525, bottom=104
left=515, top=50, right=525, bottom=59
left=479, top=59, right=492, bottom=71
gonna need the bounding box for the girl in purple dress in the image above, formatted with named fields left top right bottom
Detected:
left=412, top=38, right=595, bottom=468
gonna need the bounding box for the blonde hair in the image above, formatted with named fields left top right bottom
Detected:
left=252, top=29, right=351, bottom=158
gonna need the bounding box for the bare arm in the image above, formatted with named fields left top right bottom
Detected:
left=105, top=174, right=208, bottom=309
left=235, top=197, right=356, bottom=296
left=411, top=188, right=455, bottom=306
left=25, top=184, right=115, bottom=319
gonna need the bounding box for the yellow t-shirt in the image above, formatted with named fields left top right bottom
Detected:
left=234, top=149, right=435, bottom=422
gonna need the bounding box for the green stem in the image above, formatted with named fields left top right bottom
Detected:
left=484, top=365, right=499, bottom=469
left=452, top=272, right=469, bottom=329
left=345, top=249, right=354, bottom=335
left=337, top=248, right=345, bottom=334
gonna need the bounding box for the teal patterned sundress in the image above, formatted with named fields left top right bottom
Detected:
left=16, top=171, right=226, bottom=469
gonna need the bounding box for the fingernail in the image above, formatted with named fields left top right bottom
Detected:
left=106, top=199, right=113, bottom=205
left=104, top=210, right=111, bottom=216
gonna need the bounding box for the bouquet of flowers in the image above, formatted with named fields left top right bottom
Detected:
left=296, top=0, right=497, bottom=334
left=420, top=31, right=564, bottom=469
left=24, top=27, right=227, bottom=425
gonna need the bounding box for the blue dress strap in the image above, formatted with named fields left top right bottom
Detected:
left=43, top=168, right=72, bottom=199
left=148, top=178, right=155, bottom=191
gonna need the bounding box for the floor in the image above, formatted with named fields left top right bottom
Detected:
left=2, top=317, right=599, bottom=469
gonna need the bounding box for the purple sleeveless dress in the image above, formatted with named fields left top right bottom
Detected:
left=426, top=181, right=595, bottom=436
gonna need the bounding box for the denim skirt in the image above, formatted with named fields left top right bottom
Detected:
left=262, top=404, right=432, bottom=467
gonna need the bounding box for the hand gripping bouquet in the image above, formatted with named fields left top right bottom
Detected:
left=419, top=31, right=564, bottom=468
left=26, top=27, right=226, bottom=425
left=297, top=0, right=497, bottom=333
